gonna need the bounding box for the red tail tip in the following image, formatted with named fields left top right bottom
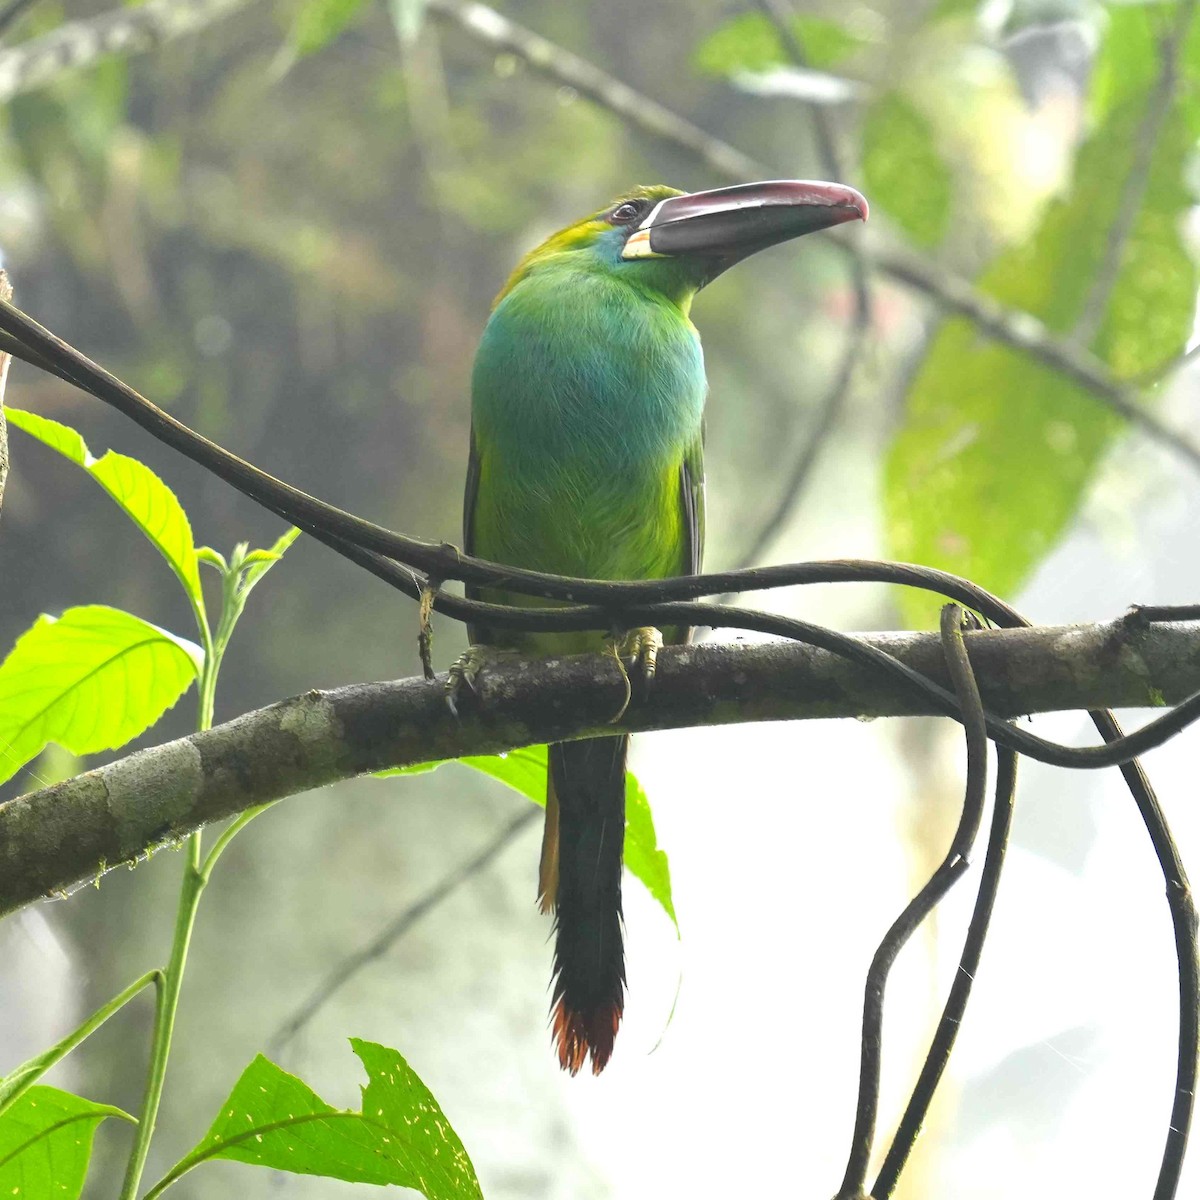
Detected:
left=552, top=999, right=622, bottom=1075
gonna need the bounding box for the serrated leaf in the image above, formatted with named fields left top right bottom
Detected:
left=862, top=93, right=952, bottom=247
left=0, top=605, right=201, bottom=786
left=289, top=0, right=370, bottom=58
left=885, top=13, right=1198, bottom=627
left=0, top=1086, right=132, bottom=1200
left=693, top=12, right=863, bottom=77
left=6, top=406, right=86, bottom=459
left=7, top=408, right=203, bottom=612
left=379, top=745, right=677, bottom=930
left=148, top=1040, right=479, bottom=1198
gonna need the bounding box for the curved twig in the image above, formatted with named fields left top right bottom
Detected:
left=836, top=605, right=990, bottom=1199
left=1092, top=706, right=1196, bottom=1200
left=872, top=748, right=1018, bottom=1197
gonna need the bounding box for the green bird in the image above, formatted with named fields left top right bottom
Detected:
left=460, top=179, right=868, bottom=1074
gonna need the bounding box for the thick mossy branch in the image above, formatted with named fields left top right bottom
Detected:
left=1, top=617, right=1196, bottom=918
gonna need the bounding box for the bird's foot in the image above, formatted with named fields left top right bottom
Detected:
left=607, top=626, right=663, bottom=722
left=620, top=626, right=663, bottom=685
left=445, top=645, right=518, bottom=717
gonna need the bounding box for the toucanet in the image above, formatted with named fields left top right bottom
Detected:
left=456, top=179, right=868, bottom=1074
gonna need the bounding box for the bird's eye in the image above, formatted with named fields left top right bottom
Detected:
left=610, top=201, right=643, bottom=225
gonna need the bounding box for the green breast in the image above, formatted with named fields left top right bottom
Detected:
left=468, top=262, right=705, bottom=651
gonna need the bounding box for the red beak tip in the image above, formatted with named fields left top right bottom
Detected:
left=838, top=188, right=868, bottom=223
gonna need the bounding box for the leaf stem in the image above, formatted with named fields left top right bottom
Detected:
left=119, top=590, right=222, bottom=1200
left=117, top=835, right=205, bottom=1200
left=0, top=968, right=161, bottom=1117
left=199, top=803, right=274, bottom=884
left=119, top=537, right=291, bottom=1198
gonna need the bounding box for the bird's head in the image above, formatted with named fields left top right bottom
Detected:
left=495, top=179, right=868, bottom=308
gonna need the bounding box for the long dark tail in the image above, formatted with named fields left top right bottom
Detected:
left=542, top=736, right=627, bottom=1075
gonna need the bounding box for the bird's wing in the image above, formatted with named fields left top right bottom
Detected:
left=463, top=425, right=481, bottom=557
left=680, top=425, right=706, bottom=576
left=462, top=427, right=486, bottom=644
left=676, top=429, right=705, bottom=647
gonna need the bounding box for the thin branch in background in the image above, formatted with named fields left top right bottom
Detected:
left=755, top=0, right=846, bottom=180
left=873, top=748, right=1018, bottom=1198
left=267, top=807, right=538, bottom=1059
left=0, top=0, right=251, bottom=101
left=722, top=0, right=873, bottom=578
left=871, top=245, right=1200, bottom=470
left=0, top=0, right=39, bottom=43
left=836, top=606, right=991, bottom=1199
left=425, top=0, right=766, bottom=182
left=1072, top=0, right=1196, bottom=347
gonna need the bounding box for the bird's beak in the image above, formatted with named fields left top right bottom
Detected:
left=622, top=179, right=868, bottom=272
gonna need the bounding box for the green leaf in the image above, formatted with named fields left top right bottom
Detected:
left=7, top=408, right=204, bottom=615
left=1089, top=3, right=1177, bottom=124
left=288, top=0, right=370, bottom=59
left=885, top=15, right=1198, bottom=626
left=196, top=546, right=229, bottom=571
left=0, top=605, right=201, bottom=786
left=457, top=745, right=556, bottom=803
left=0, top=1086, right=132, bottom=1200
left=147, top=1040, right=479, bottom=1198
left=379, top=745, right=678, bottom=930
left=693, top=13, right=863, bottom=77
left=862, top=93, right=952, bottom=248
left=621, top=767, right=677, bottom=930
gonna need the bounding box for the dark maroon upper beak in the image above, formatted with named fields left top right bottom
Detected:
left=622, top=179, right=867, bottom=280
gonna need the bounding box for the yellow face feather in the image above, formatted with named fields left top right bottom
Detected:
left=492, top=185, right=684, bottom=309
